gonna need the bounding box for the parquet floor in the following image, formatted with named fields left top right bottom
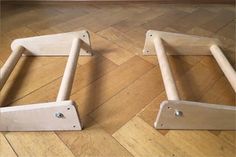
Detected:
left=0, top=2, right=235, bottom=157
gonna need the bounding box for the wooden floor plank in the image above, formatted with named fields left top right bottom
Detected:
left=142, top=9, right=188, bottom=31
left=138, top=92, right=168, bottom=135
left=176, top=62, right=223, bottom=101
left=200, top=9, right=234, bottom=33
left=71, top=56, right=154, bottom=117
left=98, top=27, right=143, bottom=55
left=219, top=131, right=236, bottom=147
left=113, top=116, right=191, bottom=157
left=170, top=9, right=217, bottom=32
left=89, top=67, right=165, bottom=134
left=90, top=31, right=135, bottom=65
left=199, top=76, right=235, bottom=106
left=57, top=116, right=133, bottom=157
left=5, top=132, right=76, bottom=157
left=0, top=133, right=17, bottom=157
left=166, top=131, right=236, bottom=157
left=112, top=8, right=167, bottom=33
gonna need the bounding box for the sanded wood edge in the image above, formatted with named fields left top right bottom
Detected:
left=154, top=100, right=236, bottom=130
left=0, top=101, right=82, bottom=131
left=143, top=30, right=221, bottom=55
left=11, top=30, right=92, bottom=56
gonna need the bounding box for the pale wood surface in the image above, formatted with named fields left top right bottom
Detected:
left=11, top=31, right=92, bottom=56
left=0, top=2, right=235, bottom=157
left=143, top=30, right=221, bottom=55
left=155, top=100, right=236, bottom=130
left=0, top=101, right=82, bottom=131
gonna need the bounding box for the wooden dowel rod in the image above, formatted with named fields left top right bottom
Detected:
left=210, top=44, right=236, bottom=92
left=154, top=37, right=180, bottom=100
left=57, top=38, right=81, bottom=101
left=0, top=45, right=25, bottom=90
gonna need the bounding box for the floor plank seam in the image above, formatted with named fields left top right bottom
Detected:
left=3, top=134, right=19, bottom=157
left=85, top=66, right=156, bottom=116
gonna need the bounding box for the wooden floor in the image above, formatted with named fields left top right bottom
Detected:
left=1, top=2, right=236, bottom=157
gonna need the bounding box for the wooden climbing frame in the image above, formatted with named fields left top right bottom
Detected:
left=143, top=30, right=236, bottom=130
left=0, top=30, right=92, bottom=131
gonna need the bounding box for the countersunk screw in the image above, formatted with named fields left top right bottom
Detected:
left=55, top=112, right=64, bottom=118
left=175, top=110, right=183, bottom=117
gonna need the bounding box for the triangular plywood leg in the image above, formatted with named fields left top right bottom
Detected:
left=11, top=30, right=92, bottom=56
left=155, top=100, right=236, bottom=130
left=143, top=30, right=221, bottom=55
left=0, top=101, right=82, bottom=131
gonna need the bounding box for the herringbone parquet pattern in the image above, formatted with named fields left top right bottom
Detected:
left=0, top=2, right=235, bottom=157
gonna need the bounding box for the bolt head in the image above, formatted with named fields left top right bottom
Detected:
left=55, top=112, right=64, bottom=118
left=175, top=110, right=183, bottom=117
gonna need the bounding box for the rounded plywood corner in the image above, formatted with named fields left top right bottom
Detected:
left=143, top=30, right=222, bottom=56
left=11, top=30, right=92, bottom=56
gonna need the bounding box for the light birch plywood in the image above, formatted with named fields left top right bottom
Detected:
left=143, top=30, right=221, bottom=55
left=155, top=100, right=236, bottom=130
left=11, top=30, right=92, bottom=56
left=0, top=101, right=82, bottom=131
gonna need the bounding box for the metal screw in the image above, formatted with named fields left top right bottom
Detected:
left=175, top=110, right=183, bottom=117
left=55, top=112, right=64, bottom=118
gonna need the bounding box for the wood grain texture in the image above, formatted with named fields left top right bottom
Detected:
left=2, top=0, right=234, bottom=3
left=5, top=132, right=76, bottom=157
left=0, top=133, right=17, bottom=157
left=113, top=116, right=190, bottom=157
left=0, top=2, right=235, bottom=157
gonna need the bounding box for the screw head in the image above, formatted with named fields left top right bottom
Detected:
left=175, top=110, right=183, bottom=117
left=55, top=112, right=64, bottom=118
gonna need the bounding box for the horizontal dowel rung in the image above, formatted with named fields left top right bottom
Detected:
left=0, top=45, right=25, bottom=90
left=154, top=37, right=180, bottom=100
left=210, top=44, right=236, bottom=92
left=56, top=38, right=81, bottom=101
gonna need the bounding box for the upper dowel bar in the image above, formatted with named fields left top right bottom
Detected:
left=210, top=44, right=236, bottom=92
left=0, top=45, right=25, bottom=90
left=153, top=37, right=180, bottom=100
left=57, top=38, right=81, bottom=101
